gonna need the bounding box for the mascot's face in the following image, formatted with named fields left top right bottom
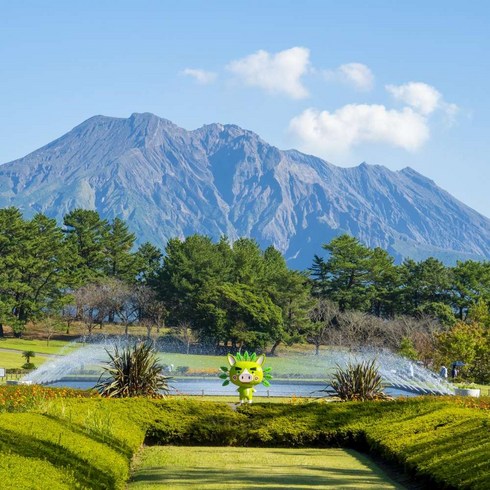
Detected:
left=227, top=354, right=265, bottom=387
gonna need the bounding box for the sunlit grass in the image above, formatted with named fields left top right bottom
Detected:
left=157, top=351, right=336, bottom=378
left=0, top=338, right=77, bottom=355
left=128, top=446, right=404, bottom=489
left=0, top=350, right=49, bottom=369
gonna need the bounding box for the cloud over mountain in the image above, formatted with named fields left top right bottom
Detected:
left=289, top=104, right=429, bottom=155
left=227, top=47, right=310, bottom=99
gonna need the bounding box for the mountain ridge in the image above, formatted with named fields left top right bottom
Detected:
left=1, top=112, right=489, bottom=268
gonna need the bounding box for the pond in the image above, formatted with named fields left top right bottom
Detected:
left=47, top=377, right=419, bottom=397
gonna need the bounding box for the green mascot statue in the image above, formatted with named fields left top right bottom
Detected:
left=219, top=351, right=272, bottom=403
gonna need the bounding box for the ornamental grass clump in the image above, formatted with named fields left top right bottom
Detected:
left=95, top=341, right=170, bottom=398
left=330, top=359, right=390, bottom=401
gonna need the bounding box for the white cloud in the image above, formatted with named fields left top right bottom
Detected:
left=182, top=68, right=217, bottom=84
left=325, top=62, right=374, bottom=91
left=385, top=81, right=456, bottom=118
left=289, top=105, right=429, bottom=156
left=386, top=82, right=441, bottom=115
left=227, top=47, right=310, bottom=99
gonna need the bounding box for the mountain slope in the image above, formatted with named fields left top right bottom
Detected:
left=0, top=112, right=489, bottom=267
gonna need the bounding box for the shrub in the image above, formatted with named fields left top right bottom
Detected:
left=0, top=453, right=78, bottom=490
left=95, top=341, right=170, bottom=398
left=328, top=359, right=390, bottom=401
left=1, top=390, right=490, bottom=489
left=0, top=412, right=130, bottom=489
left=21, top=362, right=36, bottom=370
left=0, top=385, right=92, bottom=413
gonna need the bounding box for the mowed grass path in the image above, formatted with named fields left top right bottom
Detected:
left=129, top=446, right=405, bottom=489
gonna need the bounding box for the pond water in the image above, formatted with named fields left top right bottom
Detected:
left=47, top=377, right=419, bottom=398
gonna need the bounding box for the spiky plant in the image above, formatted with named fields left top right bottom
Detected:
left=219, top=351, right=273, bottom=387
left=329, top=359, right=390, bottom=401
left=95, top=342, right=170, bottom=398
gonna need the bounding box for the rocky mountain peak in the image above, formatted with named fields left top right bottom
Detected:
left=0, top=113, right=489, bottom=268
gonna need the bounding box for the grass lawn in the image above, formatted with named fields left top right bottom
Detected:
left=157, top=351, right=336, bottom=379
left=0, top=350, right=49, bottom=369
left=0, top=338, right=77, bottom=355
left=128, top=446, right=405, bottom=489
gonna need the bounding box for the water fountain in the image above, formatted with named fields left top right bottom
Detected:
left=323, top=349, right=454, bottom=396
left=18, top=336, right=455, bottom=397
left=20, top=338, right=113, bottom=385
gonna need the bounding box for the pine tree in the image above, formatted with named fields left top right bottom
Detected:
left=134, top=242, right=163, bottom=284
left=103, top=217, right=137, bottom=281
left=63, top=209, right=110, bottom=281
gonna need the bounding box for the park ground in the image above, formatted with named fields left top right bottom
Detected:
left=128, top=446, right=406, bottom=489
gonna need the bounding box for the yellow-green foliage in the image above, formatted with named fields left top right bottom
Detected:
left=149, top=398, right=490, bottom=488
left=0, top=389, right=489, bottom=489
left=0, top=385, right=90, bottom=412
left=0, top=453, right=78, bottom=490
left=0, top=394, right=160, bottom=489
left=146, top=398, right=246, bottom=445
left=0, top=413, right=129, bottom=488
left=363, top=403, right=490, bottom=489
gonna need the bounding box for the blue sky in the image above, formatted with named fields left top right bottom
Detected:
left=1, top=1, right=489, bottom=217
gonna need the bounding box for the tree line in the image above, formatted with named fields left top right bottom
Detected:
left=0, top=207, right=488, bottom=381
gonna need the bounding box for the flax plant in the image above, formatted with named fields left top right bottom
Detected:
left=330, top=359, right=390, bottom=401
left=95, top=342, right=169, bottom=398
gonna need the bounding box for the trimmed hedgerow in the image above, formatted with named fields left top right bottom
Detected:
left=0, top=397, right=161, bottom=489
left=146, top=398, right=246, bottom=446
left=0, top=385, right=91, bottom=413
left=0, top=412, right=129, bottom=489
left=362, top=403, right=490, bottom=490
left=1, top=390, right=489, bottom=489
left=146, top=397, right=490, bottom=489
left=0, top=453, right=78, bottom=490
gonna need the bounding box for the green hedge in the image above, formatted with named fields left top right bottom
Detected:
left=0, top=453, right=78, bottom=490
left=146, top=398, right=490, bottom=489
left=0, top=395, right=161, bottom=489
left=0, top=413, right=129, bottom=489
left=0, top=391, right=489, bottom=489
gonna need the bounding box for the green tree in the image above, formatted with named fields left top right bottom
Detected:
left=155, top=235, right=231, bottom=330
left=218, top=282, right=283, bottom=351
left=450, top=260, right=490, bottom=320
left=134, top=242, right=163, bottom=284
left=367, top=247, right=400, bottom=318
left=0, top=212, right=74, bottom=334
left=260, top=246, right=312, bottom=354
left=311, top=234, right=373, bottom=312
left=398, top=257, right=452, bottom=317
left=21, top=350, right=36, bottom=369
left=0, top=208, right=29, bottom=335
left=103, top=217, right=138, bottom=281
left=231, top=238, right=265, bottom=286
left=466, top=298, right=490, bottom=328
left=435, top=321, right=489, bottom=382
left=63, top=209, right=110, bottom=282
left=398, top=337, right=418, bottom=360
